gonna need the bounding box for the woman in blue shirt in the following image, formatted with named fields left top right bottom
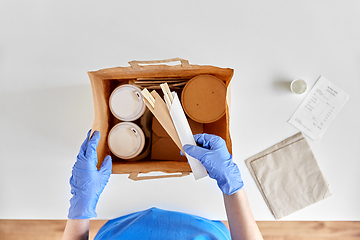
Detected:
left=62, top=130, right=263, bottom=240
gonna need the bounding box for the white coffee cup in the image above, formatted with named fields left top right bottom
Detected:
left=290, top=79, right=307, bottom=94
left=109, top=84, right=146, bottom=121
left=108, top=122, right=145, bottom=160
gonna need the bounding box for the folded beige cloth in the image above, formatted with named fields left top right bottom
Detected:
left=245, top=132, right=332, bottom=219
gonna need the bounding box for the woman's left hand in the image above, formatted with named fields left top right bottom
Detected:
left=68, top=130, right=112, bottom=219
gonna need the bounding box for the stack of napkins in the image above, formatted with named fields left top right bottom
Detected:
left=245, top=132, right=332, bottom=219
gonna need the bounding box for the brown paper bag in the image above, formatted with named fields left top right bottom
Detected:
left=88, top=58, right=233, bottom=180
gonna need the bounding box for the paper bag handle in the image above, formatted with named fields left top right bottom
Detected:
left=128, top=172, right=190, bottom=181
left=128, top=58, right=190, bottom=69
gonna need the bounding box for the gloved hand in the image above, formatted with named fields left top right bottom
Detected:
left=183, top=133, right=243, bottom=195
left=68, top=130, right=112, bottom=219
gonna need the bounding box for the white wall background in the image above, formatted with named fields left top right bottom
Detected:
left=1, top=0, right=359, bottom=220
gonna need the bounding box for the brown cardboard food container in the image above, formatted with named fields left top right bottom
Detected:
left=151, top=117, right=204, bottom=161
left=182, top=75, right=227, bottom=123
left=88, top=58, right=233, bottom=180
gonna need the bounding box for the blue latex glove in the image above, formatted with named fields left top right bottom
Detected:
left=68, top=130, right=112, bottom=219
left=183, top=133, right=243, bottom=195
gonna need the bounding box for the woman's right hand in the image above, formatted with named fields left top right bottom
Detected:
left=183, top=133, right=243, bottom=195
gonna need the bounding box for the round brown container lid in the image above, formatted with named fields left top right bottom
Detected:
left=181, top=75, right=226, bottom=123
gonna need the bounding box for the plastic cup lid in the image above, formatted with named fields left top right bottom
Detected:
left=109, top=84, right=146, bottom=121
left=108, top=122, right=145, bottom=159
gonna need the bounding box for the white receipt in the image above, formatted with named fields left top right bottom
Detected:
left=288, top=76, right=349, bottom=142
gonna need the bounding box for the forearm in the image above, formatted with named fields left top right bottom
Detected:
left=223, top=188, right=263, bottom=240
left=62, top=219, right=89, bottom=240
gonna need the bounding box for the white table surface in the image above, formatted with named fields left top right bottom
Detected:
left=1, top=0, right=359, bottom=221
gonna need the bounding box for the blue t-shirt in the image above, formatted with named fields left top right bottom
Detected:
left=94, top=207, right=231, bottom=240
